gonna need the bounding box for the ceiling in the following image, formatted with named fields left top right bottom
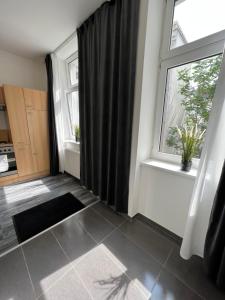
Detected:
left=0, top=0, right=106, bottom=59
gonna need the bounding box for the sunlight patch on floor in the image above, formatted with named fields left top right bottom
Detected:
left=39, top=243, right=151, bottom=299
left=3, top=180, right=50, bottom=204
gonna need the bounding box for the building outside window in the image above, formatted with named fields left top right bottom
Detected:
left=153, top=0, right=225, bottom=166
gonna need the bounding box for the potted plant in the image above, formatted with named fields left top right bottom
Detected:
left=176, top=125, right=205, bottom=172
left=75, top=125, right=80, bottom=143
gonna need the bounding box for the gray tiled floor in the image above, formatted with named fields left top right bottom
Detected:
left=0, top=201, right=224, bottom=300
left=0, top=174, right=98, bottom=255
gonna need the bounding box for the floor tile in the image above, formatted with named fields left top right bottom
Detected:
left=92, top=202, right=125, bottom=226
left=120, top=219, right=174, bottom=264
left=151, top=269, right=202, bottom=300
left=52, top=215, right=97, bottom=265
left=22, top=231, right=71, bottom=298
left=39, top=269, right=92, bottom=300
left=75, top=207, right=115, bottom=243
left=75, top=243, right=151, bottom=299
left=103, top=229, right=161, bottom=292
left=165, top=245, right=225, bottom=300
left=0, top=248, right=35, bottom=300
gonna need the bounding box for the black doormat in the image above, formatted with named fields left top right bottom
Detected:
left=12, top=193, right=85, bottom=243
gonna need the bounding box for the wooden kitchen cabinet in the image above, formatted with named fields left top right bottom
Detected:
left=0, top=87, right=5, bottom=105
left=4, top=85, right=30, bottom=144
left=23, top=88, right=48, bottom=111
left=1, top=84, right=50, bottom=185
left=27, top=109, right=50, bottom=173
left=14, top=144, right=35, bottom=176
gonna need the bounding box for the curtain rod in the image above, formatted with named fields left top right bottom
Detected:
left=53, top=0, right=111, bottom=54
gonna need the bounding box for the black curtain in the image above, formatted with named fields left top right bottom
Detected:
left=77, top=0, right=140, bottom=213
left=204, top=161, right=225, bottom=290
left=45, top=54, right=59, bottom=176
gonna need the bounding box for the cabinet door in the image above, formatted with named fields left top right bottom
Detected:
left=14, top=144, right=35, bottom=176
left=39, top=91, right=48, bottom=111
left=23, top=88, right=40, bottom=110
left=27, top=110, right=50, bottom=173
left=4, top=85, right=30, bottom=144
left=23, top=89, right=48, bottom=111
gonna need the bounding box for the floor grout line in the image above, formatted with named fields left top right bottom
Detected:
left=73, top=204, right=127, bottom=246
left=90, top=203, right=125, bottom=228
left=163, top=246, right=174, bottom=267
left=50, top=230, right=76, bottom=265
left=35, top=267, right=73, bottom=300
left=22, top=231, right=75, bottom=300
left=151, top=268, right=162, bottom=294
left=98, top=219, right=127, bottom=244
left=117, top=222, right=164, bottom=267
left=51, top=211, right=148, bottom=297
left=149, top=245, right=175, bottom=294
left=134, top=217, right=176, bottom=246
left=20, top=246, right=37, bottom=299
left=164, top=266, right=205, bottom=300
left=116, top=222, right=204, bottom=298
left=50, top=230, right=94, bottom=300
left=51, top=223, right=98, bottom=266
left=162, top=246, right=205, bottom=299
left=73, top=268, right=94, bottom=300
left=81, top=215, right=153, bottom=298
left=99, top=244, right=151, bottom=299
left=75, top=220, right=99, bottom=245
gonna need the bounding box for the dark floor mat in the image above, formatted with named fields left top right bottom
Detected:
left=12, top=193, right=85, bottom=243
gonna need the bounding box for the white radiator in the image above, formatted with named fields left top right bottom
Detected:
left=64, top=148, right=80, bottom=179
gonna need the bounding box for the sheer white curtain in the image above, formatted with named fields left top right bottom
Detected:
left=51, top=53, right=67, bottom=173
left=180, top=48, right=225, bottom=259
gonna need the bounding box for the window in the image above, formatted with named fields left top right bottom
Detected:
left=68, top=58, right=79, bottom=86
left=66, top=52, right=79, bottom=140
left=67, top=91, right=79, bottom=136
left=171, top=0, right=225, bottom=49
left=153, top=0, right=225, bottom=166
left=159, top=54, right=222, bottom=158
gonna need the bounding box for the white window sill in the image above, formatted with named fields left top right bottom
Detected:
left=65, top=149, right=80, bottom=155
left=63, top=140, right=80, bottom=154
left=64, top=139, right=80, bottom=145
left=141, top=159, right=197, bottom=179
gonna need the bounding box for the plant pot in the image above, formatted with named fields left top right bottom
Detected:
left=181, top=160, right=192, bottom=172
left=75, top=136, right=80, bottom=143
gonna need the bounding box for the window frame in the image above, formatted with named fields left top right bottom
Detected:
left=66, top=51, right=79, bottom=89
left=66, top=90, right=79, bottom=138
left=152, top=0, right=225, bottom=167
left=65, top=51, right=79, bottom=140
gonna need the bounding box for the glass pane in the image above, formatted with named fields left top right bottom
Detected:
left=159, top=54, right=222, bottom=157
left=69, top=58, right=78, bottom=86
left=171, top=0, right=225, bottom=49
left=67, top=91, right=79, bottom=136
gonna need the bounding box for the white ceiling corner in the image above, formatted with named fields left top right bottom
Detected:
left=0, top=0, right=106, bottom=59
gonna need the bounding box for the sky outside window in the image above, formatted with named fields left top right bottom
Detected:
left=171, top=0, right=225, bottom=49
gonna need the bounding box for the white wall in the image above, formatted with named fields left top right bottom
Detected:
left=0, top=49, right=47, bottom=90
left=64, top=142, right=80, bottom=179
left=139, top=165, right=195, bottom=237
left=129, top=0, right=195, bottom=238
